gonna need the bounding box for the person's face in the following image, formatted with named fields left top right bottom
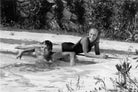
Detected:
left=88, top=29, right=98, bottom=42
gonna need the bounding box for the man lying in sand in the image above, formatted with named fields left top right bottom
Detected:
left=16, top=27, right=108, bottom=66
left=16, top=40, right=53, bottom=64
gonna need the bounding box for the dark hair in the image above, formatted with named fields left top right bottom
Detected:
left=41, top=40, right=53, bottom=51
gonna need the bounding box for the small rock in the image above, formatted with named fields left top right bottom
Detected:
left=102, top=54, right=108, bottom=59
left=10, top=32, right=14, bottom=36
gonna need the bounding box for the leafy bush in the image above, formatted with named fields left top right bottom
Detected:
left=1, top=0, right=138, bottom=41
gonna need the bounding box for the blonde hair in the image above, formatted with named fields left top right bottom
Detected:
left=88, top=28, right=99, bottom=35
left=88, top=28, right=100, bottom=40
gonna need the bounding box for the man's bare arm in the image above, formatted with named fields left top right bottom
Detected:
left=16, top=48, right=35, bottom=59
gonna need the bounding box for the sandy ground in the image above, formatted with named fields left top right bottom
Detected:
left=0, top=31, right=138, bottom=92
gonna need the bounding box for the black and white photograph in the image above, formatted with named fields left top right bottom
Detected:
left=0, top=0, right=138, bottom=92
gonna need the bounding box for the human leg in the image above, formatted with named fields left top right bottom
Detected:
left=51, top=51, right=76, bottom=66
left=62, top=52, right=76, bottom=66
left=52, top=42, right=76, bottom=66
left=52, top=44, right=62, bottom=52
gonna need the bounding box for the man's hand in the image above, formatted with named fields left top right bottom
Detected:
left=16, top=51, right=23, bottom=59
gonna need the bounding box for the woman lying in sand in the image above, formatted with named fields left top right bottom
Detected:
left=52, top=27, right=108, bottom=65
left=16, top=27, right=108, bottom=66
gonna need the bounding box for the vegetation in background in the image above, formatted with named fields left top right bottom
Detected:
left=1, top=0, right=138, bottom=41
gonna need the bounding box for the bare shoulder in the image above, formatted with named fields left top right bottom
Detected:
left=80, top=36, right=89, bottom=43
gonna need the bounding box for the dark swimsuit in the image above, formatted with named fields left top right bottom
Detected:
left=62, top=37, right=100, bottom=55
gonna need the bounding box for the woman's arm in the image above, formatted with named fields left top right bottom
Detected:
left=83, top=52, right=107, bottom=59
left=94, top=42, right=100, bottom=55
left=81, top=37, right=107, bottom=59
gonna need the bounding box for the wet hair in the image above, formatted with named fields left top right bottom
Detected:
left=41, top=40, right=53, bottom=51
